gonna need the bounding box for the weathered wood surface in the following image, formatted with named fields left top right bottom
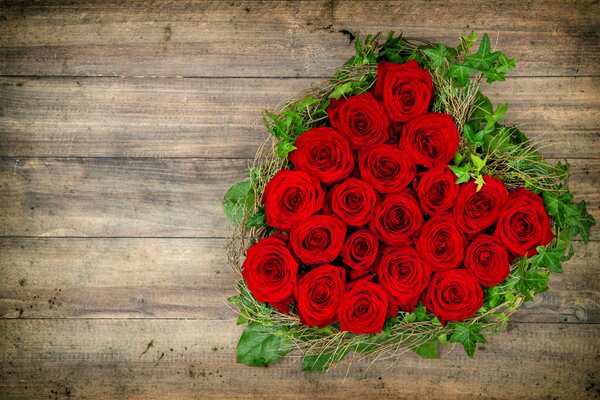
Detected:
left=1, top=0, right=599, bottom=77
left=0, top=157, right=598, bottom=238
left=0, top=0, right=598, bottom=399
left=1, top=77, right=598, bottom=158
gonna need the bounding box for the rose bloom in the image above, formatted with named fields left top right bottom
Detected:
left=495, top=188, right=554, bottom=256
left=370, top=192, right=424, bottom=245
left=295, top=264, right=346, bottom=328
left=289, top=214, right=347, bottom=265
left=454, top=175, right=509, bottom=234
left=417, top=215, right=466, bottom=273
left=417, top=165, right=460, bottom=216
left=400, top=112, right=459, bottom=168
left=262, top=169, right=324, bottom=230
left=327, top=92, right=391, bottom=149
left=338, top=279, right=388, bottom=334
left=424, top=269, right=484, bottom=323
left=358, top=144, right=416, bottom=193
left=289, top=126, right=354, bottom=184
left=464, top=234, right=510, bottom=287
left=242, top=234, right=299, bottom=309
left=328, top=178, right=378, bottom=227
left=377, top=246, right=431, bottom=312
left=373, top=60, right=433, bottom=122
left=341, top=229, right=379, bottom=279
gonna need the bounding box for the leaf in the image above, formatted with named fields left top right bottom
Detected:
left=422, top=44, right=454, bottom=68
left=457, top=32, right=478, bottom=53
left=566, top=200, right=595, bottom=243
left=449, top=163, right=472, bottom=184
left=237, top=322, right=293, bottom=367
left=467, top=91, right=493, bottom=130
left=518, top=267, right=549, bottom=299
left=474, top=174, right=485, bottom=192
left=276, top=141, right=296, bottom=158
left=529, top=245, right=565, bottom=273
left=449, top=322, right=486, bottom=358
left=223, top=181, right=255, bottom=226
left=463, top=124, right=485, bottom=147
left=463, top=33, right=499, bottom=71
left=485, top=286, right=501, bottom=309
left=414, top=341, right=439, bottom=359
left=302, top=348, right=349, bottom=372
left=543, top=191, right=573, bottom=229
left=329, top=82, right=354, bottom=100
left=470, top=154, right=486, bottom=171
left=447, top=63, right=478, bottom=86
left=246, top=207, right=266, bottom=228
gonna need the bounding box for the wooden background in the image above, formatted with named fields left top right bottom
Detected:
left=0, top=1, right=598, bottom=398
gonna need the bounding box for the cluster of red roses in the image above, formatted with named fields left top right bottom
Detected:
left=242, top=60, right=554, bottom=335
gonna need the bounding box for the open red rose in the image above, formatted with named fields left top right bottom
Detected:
left=327, top=92, right=391, bottom=149
left=371, top=193, right=423, bottom=245
left=417, top=215, right=466, bottom=273
left=454, top=175, right=509, bottom=234
left=424, top=269, right=484, bottom=323
left=295, top=264, right=346, bottom=328
left=262, top=169, right=324, bottom=230
left=400, top=113, right=459, bottom=168
left=289, top=126, right=354, bottom=184
left=341, top=229, right=379, bottom=279
left=377, top=246, right=431, bottom=312
left=373, top=60, right=433, bottom=122
left=464, top=234, right=510, bottom=287
left=417, top=165, right=460, bottom=216
left=329, top=178, right=378, bottom=227
left=242, top=234, right=299, bottom=307
left=338, top=279, right=388, bottom=334
left=358, top=144, right=416, bottom=193
left=289, top=214, right=347, bottom=265
left=495, top=188, right=554, bottom=256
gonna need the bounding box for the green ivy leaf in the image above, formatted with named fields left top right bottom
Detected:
left=413, top=341, right=439, bottom=359
left=474, top=174, right=485, bottom=192
left=485, top=286, right=501, bottom=309
left=518, top=267, right=549, bottom=300
left=302, top=348, right=349, bottom=372
left=223, top=181, right=255, bottom=226
left=449, top=163, right=472, bottom=184
left=276, top=141, right=296, bottom=158
left=237, top=322, right=293, bottom=367
left=566, top=200, right=595, bottom=243
left=542, top=191, right=573, bottom=229
left=470, top=154, right=487, bottom=171
left=529, top=245, right=565, bottom=273
left=457, top=32, right=478, bottom=53
left=246, top=207, right=266, bottom=228
left=448, top=63, right=478, bottom=86
left=422, top=44, right=454, bottom=69
left=449, top=322, right=486, bottom=358
left=329, top=82, right=354, bottom=100
left=463, top=33, right=499, bottom=71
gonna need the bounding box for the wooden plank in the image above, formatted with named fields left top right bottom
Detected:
left=0, top=157, right=597, bottom=238
left=0, top=319, right=598, bottom=399
left=0, top=238, right=597, bottom=323
left=0, top=0, right=598, bottom=77
left=0, top=77, right=598, bottom=158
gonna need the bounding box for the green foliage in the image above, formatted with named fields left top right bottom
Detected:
left=529, top=245, right=565, bottom=273
left=543, top=191, right=595, bottom=243
left=449, top=322, right=486, bottom=358
left=246, top=207, right=266, bottom=228
left=222, top=181, right=255, bottom=226
left=237, top=322, right=293, bottom=367
left=413, top=340, right=439, bottom=359
left=303, top=347, right=350, bottom=372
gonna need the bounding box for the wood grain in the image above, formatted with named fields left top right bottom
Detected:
left=0, top=238, right=597, bottom=323
left=1, top=76, right=598, bottom=158
left=0, top=157, right=598, bottom=238
left=1, top=0, right=598, bottom=77
left=0, top=319, right=598, bottom=399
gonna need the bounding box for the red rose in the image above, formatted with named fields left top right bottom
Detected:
left=358, top=144, right=416, bottom=193
left=454, top=175, right=509, bottom=234
left=295, top=264, right=346, bottom=327
left=289, top=126, right=354, bottom=184
left=424, top=269, right=484, bottom=323
left=417, top=165, right=460, bottom=216
left=338, top=279, right=388, bottom=334
left=464, top=234, right=510, bottom=287
left=400, top=113, right=459, bottom=168
left=289, top=214, right=347, bottom=265
left=376, top=246, right=431, bottom=312
left=371, top=193, right=423, bottom=245
left=495, top=188, right=554, bottom=256
left=262, top=169, right=324, bottom=230
left=329, top=178, right=378, bottom=226
left=341, top=229, right=379, bottom=279
left=417, top=215, right=466, bottom=273
left=373, top=60, right=433, bottom=122
left=327, top=92, right=391, bottom=149
left=242, top=234, right=299, bottom=307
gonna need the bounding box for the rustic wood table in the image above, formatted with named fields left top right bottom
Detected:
left=0, top=1, right=598, bottom=399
